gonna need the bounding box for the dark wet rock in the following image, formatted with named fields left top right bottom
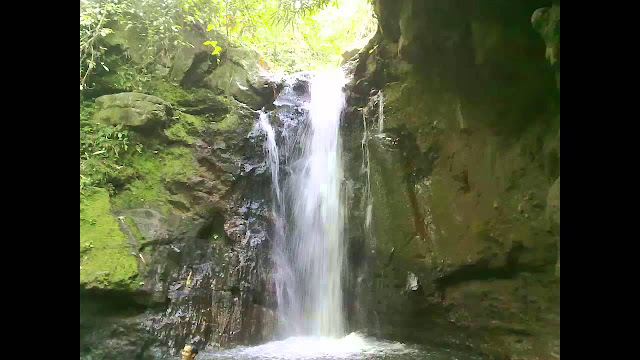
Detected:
left=121, top=208, right=170, bottom=245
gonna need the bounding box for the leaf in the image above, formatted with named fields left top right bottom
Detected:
left=207, top=24, right=213, bottom=31
left=212, top=46, right=222, bottom=55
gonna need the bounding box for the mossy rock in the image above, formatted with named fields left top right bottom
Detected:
left=111, top=146, right=199, bottom=214
left=143, top=80, right=195, bottom=105
left=93, top=92, right=172, bottom=129
left=203, top=46, right=273, bottom=110
left=165, top=112, right=206, bottom=144
left=80, top=187, right=139, bottom=291
left=204, top=63, right=264, bottom=109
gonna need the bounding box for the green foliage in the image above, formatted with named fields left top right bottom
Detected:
left=271, top=0, right=336, bottom=27
left=203, top=40, right=222, bottom=55
left=80, top=0, right=129, bottom=92
left=81, top=0, right=376, bottom=77
left=228, top=0, right=377, bottom=72
left=80, top=101, right=141, bottom=194
left=111, top=64, right=152, bottom=93
left=79, top=0, right=376, bottom=196
left=80, top=0, right=212, bottom=94
left=80, top=123, right=131, bottom=159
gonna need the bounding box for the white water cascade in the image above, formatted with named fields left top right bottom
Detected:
left=205, top=69, right=470, bottom=360
left=259, top=68, right=348, bottom=337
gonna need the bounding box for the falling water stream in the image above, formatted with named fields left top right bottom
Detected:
left=202, top=69, right=487, bottom=359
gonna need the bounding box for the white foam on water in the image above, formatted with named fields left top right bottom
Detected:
left=202, top=332, right=417, bottom=360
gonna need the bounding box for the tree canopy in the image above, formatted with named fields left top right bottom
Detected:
left=81, top=0, right=377, bottom=92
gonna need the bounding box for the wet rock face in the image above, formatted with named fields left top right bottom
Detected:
left=81, top=107, right=280, bottom=358
left=142, top=197, right=276, bottom=353
left=342, top=0, right=559, bottom=359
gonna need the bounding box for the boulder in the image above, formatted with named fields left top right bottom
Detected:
left=93, top=92, right=172, bottom=129
left=203, top=46, right=274, bottom=110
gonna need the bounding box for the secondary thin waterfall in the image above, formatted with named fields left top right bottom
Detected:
left=258, top=69, right=348, bottom=338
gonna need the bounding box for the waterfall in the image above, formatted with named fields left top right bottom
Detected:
left=259, top=69, right=348, bottom=338
left=209, top=71, right=444, bottom=360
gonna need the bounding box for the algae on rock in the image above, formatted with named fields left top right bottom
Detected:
left=80, top=187, right=139, bottom=292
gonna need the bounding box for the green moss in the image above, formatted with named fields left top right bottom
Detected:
left=382, top=73, right=451, bottom=134
left=145, top=80, right=192, bottom=105
left=213, top=113, right=240, bottom=132
left=165, top=112, right=206, bottom=144
left=111, top=146, right=199, bottom=213
left=80, top=187, right=139, bottom=291
left=145, top=80, right=217, bottom=106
